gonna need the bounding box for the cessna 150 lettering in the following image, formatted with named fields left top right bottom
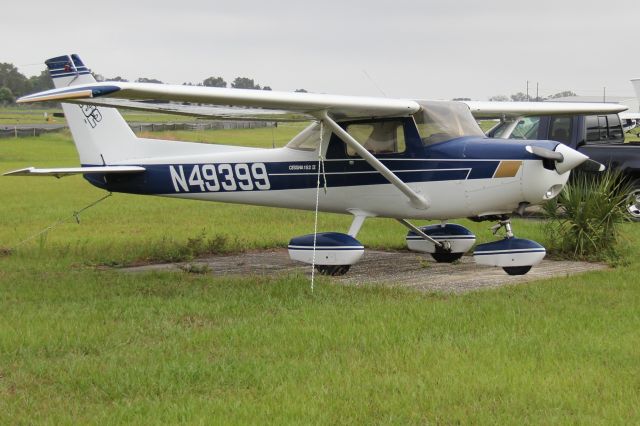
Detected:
left=5, top=54, right=627, bottom=276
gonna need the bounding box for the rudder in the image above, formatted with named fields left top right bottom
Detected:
left=46, top=54, right=138, bottom=165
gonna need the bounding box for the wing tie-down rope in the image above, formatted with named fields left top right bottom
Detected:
left=9, top=192, right=112, bottom=251
left=310, top=121, right=327, bottom=292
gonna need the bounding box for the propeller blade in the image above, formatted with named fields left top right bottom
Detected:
left=526, top=144, right=592, bottom=174
left=578, top=159, right=606, bottom=172
left=525, top=145, right=564, bottom=162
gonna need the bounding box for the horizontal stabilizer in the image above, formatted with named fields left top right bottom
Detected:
left=3, top=165, right=145, bottom=178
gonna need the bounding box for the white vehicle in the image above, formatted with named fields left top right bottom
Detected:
left=5, top=55, right=625, bottom=275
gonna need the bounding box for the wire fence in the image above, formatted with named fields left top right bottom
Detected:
left=128, top=121, right=276, bottom=133
left=0, top=120, right=277, bottom=139
left=0, top=127, right=65, bottom=139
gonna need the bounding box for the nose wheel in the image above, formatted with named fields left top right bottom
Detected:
left=431, top=252, right=463, bottom=263
left=503, top=266, right=532, bottom=276
left=474, top=218, right=546, bottom=275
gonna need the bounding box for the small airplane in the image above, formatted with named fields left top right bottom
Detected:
left=620, top=78, right=640, bottom=132
left=5, top=54, right=627, bottom=276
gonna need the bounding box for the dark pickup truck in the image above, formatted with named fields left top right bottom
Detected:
left=487, top=113, right=640, bottom=220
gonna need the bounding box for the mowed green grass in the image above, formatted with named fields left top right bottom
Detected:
left=1, top=129, right=640, bottom=423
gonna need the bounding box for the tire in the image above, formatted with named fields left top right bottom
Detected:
left=625, top=185, right=640, bottom=222
left=430, top=252, right=464, bottom=263
left=315, top=265, right=351, bottom=276
left=503, top=266, right=532, bottom=275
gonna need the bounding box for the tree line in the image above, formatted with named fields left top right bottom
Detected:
left=0, top=64, right=53, bottom=105
left=0, top=62, right=308, bottom=105
left=487, top=90, right=577, bottom=102
left=452, top=90, right=578, bottom=102
left=2, top=61, right=577, bottom=106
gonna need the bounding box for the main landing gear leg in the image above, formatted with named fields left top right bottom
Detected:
left=490, top=218, right=514, bottom=239
left=398, top=219, right=478, bottom=263
left=491, top=219, right=530, bottom=275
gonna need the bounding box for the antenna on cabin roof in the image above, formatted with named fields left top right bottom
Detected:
left=362, top=70, right=387, bottom=98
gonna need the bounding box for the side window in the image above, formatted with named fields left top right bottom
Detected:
left=586, top=115, right=606, bottom=142
left=345, top=121, right=406, bottom=156
left=585, top=114, right=623, bottom=143
left=486, top=120, right=513, bottom=138
left=548, top=117, right=572, bottom=144
left=607, top=114, right=623, bottom=142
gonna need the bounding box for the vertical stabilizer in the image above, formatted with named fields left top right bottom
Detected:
left=46, top=54, right=138, bottom=165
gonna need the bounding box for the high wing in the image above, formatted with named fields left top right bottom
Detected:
left=464, top=101, right=627, bottom=119
left=18, top=81, right=628, bottom=122
left=72, top=98, right=311, bottom=122
left=17, top=82, right=420, bottom=121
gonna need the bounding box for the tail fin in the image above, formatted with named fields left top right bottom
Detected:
left=47, top=54, right=137, bottom=165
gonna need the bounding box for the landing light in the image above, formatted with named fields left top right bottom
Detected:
left=544, top=184, right=563, bottom=200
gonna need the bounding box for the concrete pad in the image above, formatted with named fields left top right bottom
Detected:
left=122, top=249, right=607, bottom=294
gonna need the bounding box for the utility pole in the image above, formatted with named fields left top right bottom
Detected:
left=603, top=87, right=606, bottom=103
left=526, top=80, right=529, bottom=101
left=536, top=82, right=539, bottom=101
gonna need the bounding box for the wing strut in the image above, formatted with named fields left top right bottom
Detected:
left=396, top=218, right=445, bottom=249
left=316, top=111, right=429, bottom=210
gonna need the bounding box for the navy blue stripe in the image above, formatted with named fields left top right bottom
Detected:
left=51, top=71, right=92, bottom=79
left=288, top=246, right=364, bottom=251
left=82, top=159, right=520, bottom=195
left=474, top=249, right=545, bottom=255
left=407, top=236, right=475, bottom=240
left=50, top=67, right=89, bottom=74
left=84, top=161, right=491, bottom=195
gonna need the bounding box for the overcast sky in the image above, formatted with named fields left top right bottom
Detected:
left=4, top=0, right=639, bottom=100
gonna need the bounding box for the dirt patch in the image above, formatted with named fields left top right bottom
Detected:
left=122, top=249, right=607, bottom=294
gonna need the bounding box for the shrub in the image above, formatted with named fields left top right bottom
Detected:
left=542, top=170, right=631, bottom=261
left=142, top=230, right=229, bottom=264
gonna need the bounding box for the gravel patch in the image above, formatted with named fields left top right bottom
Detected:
left=122, top=249, right=607, bottom=294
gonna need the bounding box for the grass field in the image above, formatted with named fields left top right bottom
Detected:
left=1, top=126, right=640, bottom=423
left=0, top=106, right=203, bottom=125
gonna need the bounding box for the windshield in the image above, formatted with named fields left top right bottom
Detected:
left=511, top=117, right=540, bottom=139
left=286, top=123, right=320, bottom=150
left=413, top=101, right=485, bottom=145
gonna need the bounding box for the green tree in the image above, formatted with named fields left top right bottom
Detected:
left=107, top=76, right=129, bottom=82
left=0, top=63, right=31, bottom=98
left=28, top=70, right=53, bottom=92
left=510, top=92, right=528, bottom=102
left=202, top=76, right=227, bottom=88
left=231, top=77, right=260, bottom=90
left=489, top=95, right=509, bottom=102
left=136, top=77, right=163, bottom=84
left=548, top=90, right=578, bottom=99
left=294, top=88, right=308, bottom=93
left=0, top=87, right=14, bottom=105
